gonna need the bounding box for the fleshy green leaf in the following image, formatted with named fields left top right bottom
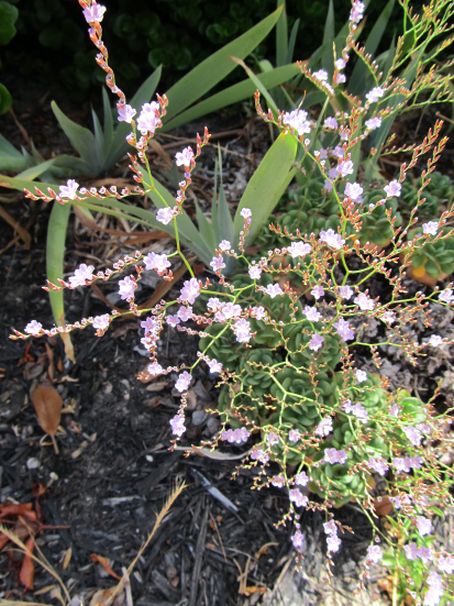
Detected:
left=234, top=132, right=297, bottom=244
left=51, top=100, right=97, bottom=169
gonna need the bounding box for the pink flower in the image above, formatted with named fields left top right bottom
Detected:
left=232, top=318, right=252, bottom=344
left=248, top=265, right=262, bottom=280
left=438, top=288, right=453, bottom=304
left=365, top=117, right=382, bottom=130
left=295, top=471, right=309, bottom=486
left=319, top=229, right=345, bottom=250
left=206, top=357, right=223, bottom=374
left=323, top=117, right=338, bottom=130
left=147, top=361, right=164, bottom=377
left=264, top=283, right=284, bottom=298
left=316, top=416, right=333, bottom=437
left=117, top=103, right=136, bottom=123
left=343, top=401, right=368, bottom=422
left=59, top=179, right=79, bottom=200
left=333, top=318, right=355, bottom=341
left=250, top=448, right=269, bottom=464
left=313, top=69, right=328, bottom=82
left=287, top=241, right=312, bottom=258
left=428, top=334, right=443, bottom=348
left=344, top=182, right=363, bottom=202
left=83, top=2, right=107, bottom=23
left=289, top=488, right=308, bottom=508
left=424, top=571, right=443, bottom=606
left=404, top=543, right=432, bottom=564
left=422, top=221, right=439, bottom=235
left=92, top=314, right=110, bottom=331
left=438, top=554, right=454, bottom=574
left=24, top=320, right=43, bottom=336
left=175, top=371, right=192, bottom=393
left=218, top=240, right=231, bottom=251
left=366, top=457, right=389, bottom=476
left=335, top=58, right=346, bottom=70
left=355, top=369, right=367, bottom=383
left=337, top=159, right=354, bottom=177
left=323, top=520, right=341, bottom=554
left=291, top=529, right=306, bottom=552
left=416, top=516, right=432, bottom=536
left=156, top=206, right=177, bottom=225
left=221, top=427, right=250, bottom=444
left=240, top=207, right=252, bottom=220
left=282, top=109, right=312, bottom=136
left=251, top=305, right=267, bottom=320
left=338, top=285, right=353, bottom=300
left=366, top=86, right=385, bottom=104
left=177, top=306, right=193, bottom=322
left=118, top=275, right=136, bottom=300
left=404, top=426, right=423, bottom=446
left=271, top=474, right=285, bottom=488
left=210, top=255, right=226, bottom=273
left=311, top=285, right=324, bottom=300
left=349, top=1, right=365, bottom=24
left=143, top=252, right=171, bottom=274
left=175, top=146, right=194, bottom=168
left=179, top=278, right=201, bottom=305
left=384, top=180, right=401, bottom=198
left=354, top=292, right=375, bottom=311
left=288, top=429, right=301, bottom=443
left=141, top=316, right=160, bottom=337
left=266, top=431, right=279, bottom=446
left=366, top=545, right=382, bottom=563
left=137, top=101, right=160, bottom=135
left=169, top=414, right=186, bottom=437
left=308, top=333, right=324, bottom=351
left=304, top=305, right=322, bottom=322
left=68, top=263, right=95, bottom=288
left=166, top=315, right=180, bottom=328
left=324, top=448, right=347, bottom=464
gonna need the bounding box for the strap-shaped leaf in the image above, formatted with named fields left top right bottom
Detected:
left=163, top=63, right=299, bottom=131
left=51, top=101, right=97, bottom=168
left=234, top=132, right=297, bottom=244
left=322, top=0, right=335, bottom=75
left=276, top=0, right=288, bottom=67
left=164, top=6, right=283, bottom=121
left=46, top=202, right=74, bottom=361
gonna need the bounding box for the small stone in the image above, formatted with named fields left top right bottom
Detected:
left=26, top=457, right=40, bottom=470
left=191, top=410, right=207, bottom=426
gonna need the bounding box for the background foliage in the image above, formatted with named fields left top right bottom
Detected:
left=2, top=0, right=397, bottom=99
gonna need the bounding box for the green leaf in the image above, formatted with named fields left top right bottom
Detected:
left=234, top=132, right=297, bottom=244
left=17, top=158, right=58, bottom=180
left=51, top=100, right=97, bottom=169
left=212, top=148, right=234, bottom=245
left=0, top=83, right=12, bottom=114
left=0, top=133, right=27, bottom=172
left=195, top=201, right=217, bottom=252
left=322, top=0, right=335, bottom=75
left=163, top=63, right=299, bottom=131
left=276, top=0, right=288, bottom=67
left=286, top=18, right=300, bottom=63
left=164, top=6, right=283, bottom=121
left=46, top=202, right=74, bottom=361
left=232, top=57, right=279, bottom=115
left=0, top=1, right=18, bottom=45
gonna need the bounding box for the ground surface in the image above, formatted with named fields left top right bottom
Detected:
left=0, top=102, right=452, bottom=605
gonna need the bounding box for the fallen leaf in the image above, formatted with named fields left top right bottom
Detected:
left=373, top=496, right=393, bottom=517
left=0, top=503, right=33, bottom=519
left=62, top=547, right=72, bottom=570
left=31, top=384, right=63, bottom=437
left=19, top=537, right=35, bottom=590
left=90, top=554, right=121, bottom=580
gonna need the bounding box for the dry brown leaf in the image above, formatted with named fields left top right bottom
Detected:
left=19, top=537, right=35, bottom=590
left=90, top=553, right=121, bottom=580
left=373, top=496, right=394, bottom=517
left=31, top=385, right=63, bottom=452
left=62, top=547, right=72, bottom=570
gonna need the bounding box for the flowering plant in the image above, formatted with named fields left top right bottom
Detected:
left=11, top=0, right=454, bottom=603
